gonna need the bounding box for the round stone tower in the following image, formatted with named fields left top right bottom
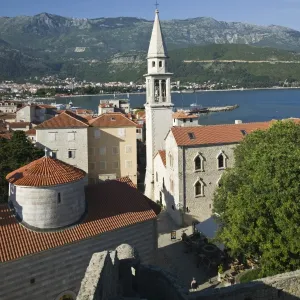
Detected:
left=6, top=155, right=87, bottom=230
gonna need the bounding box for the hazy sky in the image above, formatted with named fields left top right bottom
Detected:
left=1, top=0, right=300, bottom=30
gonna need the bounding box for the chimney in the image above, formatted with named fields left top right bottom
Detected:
left=235, top=120, right=242, bottom=124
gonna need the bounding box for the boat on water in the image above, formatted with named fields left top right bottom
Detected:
left=190, top=103, right=199, bottom=107
left=182, top=89, right=195, bottom=93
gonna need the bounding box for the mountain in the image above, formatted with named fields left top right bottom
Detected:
left=1, top=13, right=300, bottom=62
left=1, top=13, right=300, bottom=84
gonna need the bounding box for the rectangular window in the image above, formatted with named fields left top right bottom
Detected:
left=68, top=150, right=76, bottom=159
left=57, top=193, right=61, bottom=204
left=94, top=129, right=101, bottom=139
left=68, top=132, right=75, bottom=141
left=51, top=151, right=57, bottom=159
left=159, top=61, right=162, bottom=67
left=183, top=119, right=186, bottom=123
left=188, top=132, right=195, bottom=140
left=99, top=161, right=106, bottom=170
left=112, top=146, right=119, bottom=155
left=113, top=161, right=119, bottom=169
left=125, top=145, right=132, bottom=153
left=190, top=119, right=193, bottom=122
left=89, top=148, right=95, bottom=155
left=118, top=128, right=126, bottom=138
left=99, top=146, right=106, bottom=155
left=125, top=160, right=132, bottom=168
left=49, top=132, right=57, bottom=141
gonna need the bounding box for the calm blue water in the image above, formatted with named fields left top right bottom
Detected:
left=49, top=89, right=300, bottom=125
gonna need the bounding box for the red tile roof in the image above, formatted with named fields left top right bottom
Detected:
left=0, top=180, right=158, bottom=263
left=158, top=150, right=166, bottom=167
left=0, top=133, right=12, bottom=140
left=171, top=121, right=276, bottom=146
left=89, top=113, right=137, bottom=127
left=25, top=128, right=36, bottom=135
left=35, top=111, right=89, bottom=129
left=8, top=122, right=30, bottom=129
left=6, top=157, right=86, bottom=187
left=173, top=111, right=198, bottom=119
left=116, top=176, right=137, bottom=188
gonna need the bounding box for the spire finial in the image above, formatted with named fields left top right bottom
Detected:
left=44, top=147, right=48, bottom=157
left=155, top=0, right=159, bottom=11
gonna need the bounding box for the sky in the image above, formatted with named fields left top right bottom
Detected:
left=1, top=0, right=300, bottom=30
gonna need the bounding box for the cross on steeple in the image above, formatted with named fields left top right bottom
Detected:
left=155, top=0, right=159, bottom=10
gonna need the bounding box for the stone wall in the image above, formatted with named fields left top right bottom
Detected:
left=0, top=220, right=157, bottom=300
left=190, top=270, right=300, bottom=300
left=182, top=143, right=236, bottom=223
left=9, top=178, right=87, bottom=229
left=77, top=251, right=119, bottom=300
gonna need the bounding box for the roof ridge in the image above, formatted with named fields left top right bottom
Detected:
left=63, top=111, right=89, bottom=126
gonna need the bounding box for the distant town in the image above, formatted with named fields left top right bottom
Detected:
left=1, top=75, right=300, bottom=101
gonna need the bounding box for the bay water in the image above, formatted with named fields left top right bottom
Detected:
left=49, top=89, right=300, bottom=125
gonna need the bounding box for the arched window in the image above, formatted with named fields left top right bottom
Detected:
left=194, top=179, right=204, bottom=197
left=194, top=153, right=204, bottom=171
left=159, top=61, right=163, bottom=67
left=217, top=152, right=227, bottom=169
left=152, top=61, right=155, bottom=67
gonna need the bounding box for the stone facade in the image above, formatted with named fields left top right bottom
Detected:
left=36, top=128, right=89, bottom=173
left=0, top=101, right=19, bottom=113
left=8, top=177, right=87, bottom=230
left=16, top=105, right=57, bottom=123
left=87, top=125, right=137, bottom=185
left=158, top=129, right=238, bottom=225
left=0, top=220, right=157, bottom=300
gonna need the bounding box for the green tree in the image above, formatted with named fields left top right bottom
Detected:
left=213, top=121, right=300, bottom=277
left=0, top=131, right=43, bottom=203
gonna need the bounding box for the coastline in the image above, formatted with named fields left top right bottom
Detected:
left=33, top=86, right=300, bottom=101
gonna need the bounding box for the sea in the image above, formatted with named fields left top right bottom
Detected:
left=47, top=89, right=300, bottom=125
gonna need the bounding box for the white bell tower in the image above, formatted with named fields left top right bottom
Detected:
left=144, top=8, right=173, bottom=200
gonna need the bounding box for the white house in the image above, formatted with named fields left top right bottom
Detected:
left=35, top=111, right=89, bottom=173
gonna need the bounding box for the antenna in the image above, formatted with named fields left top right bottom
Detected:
left=155, top=0, right=159, bottom=10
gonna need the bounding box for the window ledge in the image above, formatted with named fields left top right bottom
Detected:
left=195, top=195, right=205, bottom=198
left=194, top=169, right=204, bottom=173
left=218, top=167, right=226, bottom=171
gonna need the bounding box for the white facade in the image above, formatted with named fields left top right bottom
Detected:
left=0, top=101, right=19, bottom=113
left=173, top=117, right=198, bottom=127
left=36, top=128, right=89, bottom=173
left=8, top=178, right=87, bottom=230
left=144, top=9, right=174, bottom=200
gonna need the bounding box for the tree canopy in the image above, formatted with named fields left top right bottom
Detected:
left=213, top=120, right=300, bottom=276
left=0, top=131, right=43, bottom=203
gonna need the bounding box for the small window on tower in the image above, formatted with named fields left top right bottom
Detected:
left=152, top=61, right=155, bottom=67
left=159, top=61, right=162, bottom=67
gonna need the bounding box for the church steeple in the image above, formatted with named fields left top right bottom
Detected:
left=144, top=8, right=173, bottom=200
left=147, top=9, right=168, bottom=59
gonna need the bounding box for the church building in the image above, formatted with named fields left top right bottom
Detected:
left=144, top=8, right=174, bottom=200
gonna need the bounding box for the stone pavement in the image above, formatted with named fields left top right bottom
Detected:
left=155, top=211, right=220, bottom=293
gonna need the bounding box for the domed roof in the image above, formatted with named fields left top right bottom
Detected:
left=6, top=156, right=86, bottom=187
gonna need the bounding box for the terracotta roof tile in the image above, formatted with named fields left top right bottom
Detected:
left=25, top=128, right=36, bottom=135
left=116, top=176, right=137, bottom=188
left=173, top=111, right=198, bottom=119
left=158, top=150, right=166, bottom=167
left=171, top=119, right=300, bottom=146
left=89, top=113, right=137, bottom=127
left=0, top=133, right=12, bottom=140
left=6, top=157, right=86, bottom=187
left=8, top=122, right=30, bottom=129
left=35, top=111, right=89, bottom=129
left=0, top=180, right=158, bottom=263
